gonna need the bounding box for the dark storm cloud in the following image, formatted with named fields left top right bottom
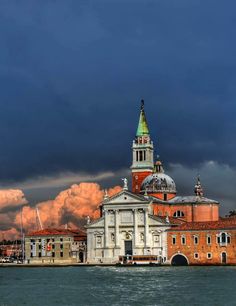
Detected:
left=0, top=0, right=236, bottom=185
left=167, top=162, right=236, bottom=215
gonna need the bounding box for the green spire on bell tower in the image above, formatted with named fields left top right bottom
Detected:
left=131, top=99, right=154, bottom=193
left=136, top=99, right=150, bottom=136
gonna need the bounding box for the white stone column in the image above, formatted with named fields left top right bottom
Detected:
left=144, top=208, right=149, bottom=247
left=104, top=209, right=109, bottom=248
left=115, top=210, right=119, bottom=248
left=133, top=209, right=138, bottom=247
left=86, top=232, right=93, bottom=262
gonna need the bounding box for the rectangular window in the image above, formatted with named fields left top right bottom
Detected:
left=207, top=235, right=211, bottom=245
left=181, top=235, right=186, bottom=245
left=38, top=252, right=41, bottom=258
left=172, top=236, right=176, bottom=245
left=60, top=252, right=63, bottom=258
left=194, top=236, right=199, bottom=245
left=60, top=238, right=63, bottom=242
left=60, top=244, right=63, bottom=249
left=227, top=236, right=231, bottom=244
left=136, top=151, right=138, bottom=162
left=30, top=253, right=33, bottom=258
left=139, top=151, right=143, bottom=161
left=52, top=244, right=55, bottom=249
left=143, top=151, right=146, bottom=160
left=194, top=253, right=199, bottom=259
left=52, top=252, right=55, bottom=258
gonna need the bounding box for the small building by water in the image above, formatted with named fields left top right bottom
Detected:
left=25, top=228, right=86, bottom=264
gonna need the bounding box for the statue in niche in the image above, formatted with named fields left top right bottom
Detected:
left=140, top=233, right=144, bottom=242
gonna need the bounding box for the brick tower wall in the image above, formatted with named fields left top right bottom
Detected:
left=132, top=171, right=152, bottom=193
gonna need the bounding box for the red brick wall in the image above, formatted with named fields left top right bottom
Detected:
left=167, top=229, right=236, bottom=265
left=193, top=205, right=219, bottom=222
left=153, top=204, right=192, bottom=221
left=132, top=171, right=152, bottom=193
left=149, top=193, right=176, bottom=201
left=153, top=203, right=219, bottom=222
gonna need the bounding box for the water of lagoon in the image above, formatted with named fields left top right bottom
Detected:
left=0, top=266, right=235, bottom=306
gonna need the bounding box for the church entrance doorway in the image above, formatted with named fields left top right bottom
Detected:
left=124, top=240, right=133, bottom=256
left=221, top=252, right=227, bottom=264
left=171, top=254, right=188, bottom=266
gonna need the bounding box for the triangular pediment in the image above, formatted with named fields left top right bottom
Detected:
left=103, top=190, right=150, bottom=205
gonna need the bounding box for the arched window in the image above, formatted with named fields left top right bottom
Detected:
left=217, top=232, right=230, bottom=246
left=173, top=210, right=185, bottom=218
left=222, top=252, right=227, bottom=264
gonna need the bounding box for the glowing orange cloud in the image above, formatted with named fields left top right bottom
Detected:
left=13, top=183, right=121, bottom=237
left=0, top=227, right=19, bottom=241
left=0, top=189, right=28, bottom=240
left=0, top=189, right=28, bottom=211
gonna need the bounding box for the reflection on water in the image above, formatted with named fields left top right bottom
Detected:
left=0, top=266, right=236, bottom=306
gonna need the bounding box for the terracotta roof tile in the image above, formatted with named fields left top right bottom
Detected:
left=26, top=228, right=86, bottom=237
left=74, top=236, right=87, bottom=242
left=168, top=217, right=236, bottom=231
left=157, top=216, right=186, bottom=225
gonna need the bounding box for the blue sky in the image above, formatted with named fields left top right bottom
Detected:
left=0, top=0, right=236, bottom=213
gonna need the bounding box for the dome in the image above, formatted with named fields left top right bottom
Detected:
left=141, top=172, right=176, bottom=194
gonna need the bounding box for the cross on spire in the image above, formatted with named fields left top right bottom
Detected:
left=141, top=99, right=144, bottom=110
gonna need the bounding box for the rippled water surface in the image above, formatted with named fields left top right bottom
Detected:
left=0, top=266, right=236, bottom=306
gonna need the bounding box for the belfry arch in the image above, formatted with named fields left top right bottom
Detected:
left=171, top=254, right=189, bottom=266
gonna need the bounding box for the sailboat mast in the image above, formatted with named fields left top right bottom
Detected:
left=20, top=208, right=24, bottom=263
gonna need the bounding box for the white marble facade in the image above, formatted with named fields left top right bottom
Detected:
left=86, top=189, right=170, bottom=264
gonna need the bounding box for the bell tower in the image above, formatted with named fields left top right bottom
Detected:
left=131, top=100, right=154, bottom=193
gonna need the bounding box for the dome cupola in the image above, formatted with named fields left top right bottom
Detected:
left=140, top=159, right=176, bottom=200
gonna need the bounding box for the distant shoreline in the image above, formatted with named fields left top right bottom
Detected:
left=1, top=263, right=235, bottom=268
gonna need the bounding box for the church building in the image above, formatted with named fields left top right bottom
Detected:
left=86, top=181, right=172, bottom=264
left=86, top=100, right=236, bottom=265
